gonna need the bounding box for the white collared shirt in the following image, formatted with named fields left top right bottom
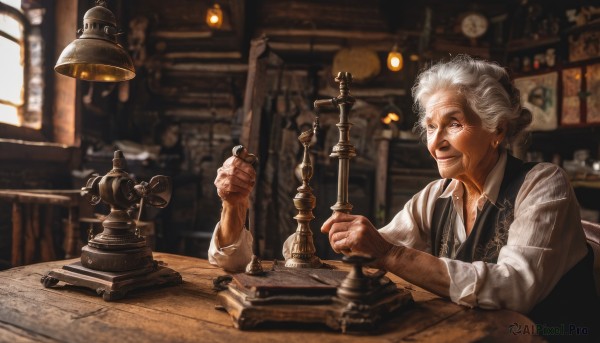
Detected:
left=379, top=150, right=588, bottom=312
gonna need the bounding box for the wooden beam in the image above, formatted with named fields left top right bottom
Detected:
left=164, top=98, right=232, bottom=107
left=11, top=202, right=22, bottom=267
left=40, top=205, right=56, bottom=262
left=268, top=42, right=342, bottom=52
left=262, top=28, right=384, bottom=40
left=152, top=31, right=213, bottom=39
left=24, top=204, right=36, bottom=265
left=53, top=0, right=78, bottom=146
left=0, top=123, right=46, bottom=141
left=164, top=63, right=248, bottom=73
left=0, top=191, right=75, bottom=206
left=0, top=139, right=78, bottom=165
left=164, top=108, right=234, bottom=120
left=261, top=28, right=423, bottom=39
left=268, top=41, right=397, bottom=53
left=163, top=52, right=242, bottom=60
left=169, top=92, right=233, bottom=100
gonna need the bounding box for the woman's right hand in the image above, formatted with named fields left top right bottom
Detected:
left=321, top=211, right=393, bottom=263
left=214, top=155, right=256, bottom=207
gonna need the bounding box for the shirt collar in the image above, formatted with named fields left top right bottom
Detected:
left=482, top=149, right=507, bottom=206
left=439, top=150, right=507, bottom=208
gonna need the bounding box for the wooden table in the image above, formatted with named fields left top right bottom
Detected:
left=0, top=253, right=542, bottom=342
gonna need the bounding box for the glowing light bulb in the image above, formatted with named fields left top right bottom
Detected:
left=209, top=15, right=219, bottom=24
left=206, top=4, right=223, bottom=29
left=387, top=49, right=403, bottom=72
left=381, top=112, right=400, bottom=125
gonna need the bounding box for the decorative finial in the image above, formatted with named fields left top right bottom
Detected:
left=112, top=150, right=125, bottom=170
left=245, top=255, right=264, bottom=276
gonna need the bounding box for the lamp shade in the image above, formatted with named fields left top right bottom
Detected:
left=55, top=3, right=135, bottom=82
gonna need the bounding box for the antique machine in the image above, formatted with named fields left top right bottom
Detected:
left=41, top=150, right=182, bottom=300
left=215, top=72, right=413, bottom=333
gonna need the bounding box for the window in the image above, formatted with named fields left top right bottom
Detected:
left=0, top=0, right=44, bottom=131
left=0, top=1, right=78, bottom=148
left=0, top=0, right=26, bottom=127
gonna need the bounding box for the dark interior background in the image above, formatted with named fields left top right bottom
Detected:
left=1, top=0, right=600, bottom=267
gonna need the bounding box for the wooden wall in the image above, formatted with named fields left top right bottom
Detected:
left=62, top=0, right=600, bottom=258
left=71, top=0, right=582, bottom=257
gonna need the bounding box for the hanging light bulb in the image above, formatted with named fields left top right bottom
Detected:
left=382, top=112, right=400, bottom=125
left=206, top=3, right=223, bottom=29
left=381, top=96, right=403, bottom=125
left=387, top=43, right=403, bottom=72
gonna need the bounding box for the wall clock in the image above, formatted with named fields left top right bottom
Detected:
left=460, top=12, right=489, bottom=39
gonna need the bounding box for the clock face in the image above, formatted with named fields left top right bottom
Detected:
left=461, top=13, right=488, bottom=39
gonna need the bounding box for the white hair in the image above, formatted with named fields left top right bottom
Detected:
left=411, top=54, right=531, bottom=145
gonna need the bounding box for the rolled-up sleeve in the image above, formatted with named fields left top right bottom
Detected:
left=379, top=179, right=446, bottom=252
left=208, top=222, right=253, bottom=272
left=442, top=163, right=588, bottom=313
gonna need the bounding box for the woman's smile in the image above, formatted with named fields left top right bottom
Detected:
left=425, top=90, right=501, bottom=184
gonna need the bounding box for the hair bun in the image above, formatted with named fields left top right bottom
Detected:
left=508, top=107, right=532, bottom=140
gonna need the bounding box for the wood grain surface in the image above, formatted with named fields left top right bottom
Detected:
left=0, top=253, right=543, bottom=343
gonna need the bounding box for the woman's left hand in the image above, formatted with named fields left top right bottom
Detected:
left=321, top=212, right=393, bottom=261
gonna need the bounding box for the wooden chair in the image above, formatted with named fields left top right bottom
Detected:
left=582, top=220, right=600, bottom=297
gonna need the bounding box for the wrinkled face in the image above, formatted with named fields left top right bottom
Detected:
left=424, top=90, right=501, bottom=183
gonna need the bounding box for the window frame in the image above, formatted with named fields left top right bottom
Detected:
left=0, top=1, right=33, bottom=138
left=0, top=0, right=80, bottom=146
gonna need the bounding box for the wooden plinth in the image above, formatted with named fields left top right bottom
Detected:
left=216, top=263, right=413, bottom=333
left=41, top=261, right=182, bottom=301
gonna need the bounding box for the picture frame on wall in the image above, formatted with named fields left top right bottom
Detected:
left=561, top=67, right=582, bottom=125
left=585, top=63, right=600, bottom=124
left=569, top=30, right=600, bottom=63
left=514, top=72, right=558, bottom=131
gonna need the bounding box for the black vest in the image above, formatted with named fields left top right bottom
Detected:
left=431, top=154, right=537, bottom=262
left=431, top=154, right=598, bottom=340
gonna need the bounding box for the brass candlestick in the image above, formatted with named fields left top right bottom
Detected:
left=216, top=71, right=414, bottom=332
left=285, top=125, right=322, bottom=268
left=314, top=72, right=356, bottom=214
left=285, top=71, right=356, bottom=268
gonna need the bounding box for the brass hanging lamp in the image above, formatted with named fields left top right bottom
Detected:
left=206, top=3, right=223, bottom=29
left=55, top=0, right=135, bottom=82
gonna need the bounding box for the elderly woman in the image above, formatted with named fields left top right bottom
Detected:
left=209, top=55, right=597, bottom=332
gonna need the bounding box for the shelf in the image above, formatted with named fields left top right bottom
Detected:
left=506, top=36, right=560, bottom=52
left=564, top=19, right=600, bottom=35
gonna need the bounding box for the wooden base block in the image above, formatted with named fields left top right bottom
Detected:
left=215, top=266, right=414, bottom=333
left=41, top=261, right=182, bottom=301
